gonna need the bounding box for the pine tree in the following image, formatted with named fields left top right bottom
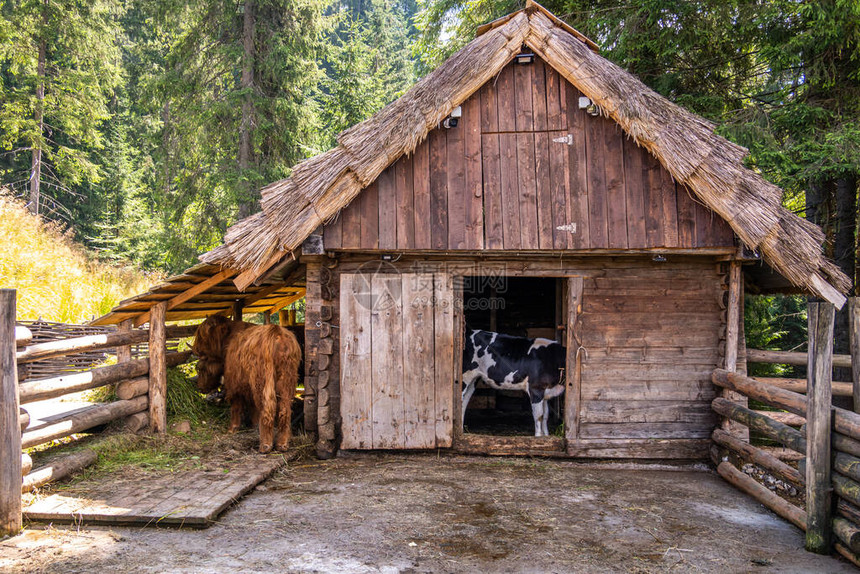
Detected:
left=0, top=0, right=122, bottom=220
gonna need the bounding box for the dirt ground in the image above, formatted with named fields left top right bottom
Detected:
left=1, top=453, right=855, bottom=573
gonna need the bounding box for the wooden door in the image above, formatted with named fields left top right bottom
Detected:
left=564, top=277, right=584, bottom=446
left=340, top=272, right=454, bottom=449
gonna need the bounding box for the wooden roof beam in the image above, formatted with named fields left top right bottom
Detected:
left=134, top=269, right=237, bottom=327
left=264, top=290, right=306, bottom=315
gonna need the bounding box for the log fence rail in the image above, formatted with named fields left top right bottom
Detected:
left=712, top=295, right=860, bottom=562
left=0, top=290, right=197, bottom=536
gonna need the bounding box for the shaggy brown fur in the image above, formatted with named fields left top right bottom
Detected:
left=192, top=315, right=302, bottom=453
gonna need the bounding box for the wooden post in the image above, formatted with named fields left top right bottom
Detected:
left=0, top=289, right=22, bottom=537
left=289, top=308, right=297, bottom=325
left=116, top=319, right=133, bottom=364
left=262, top=310, right=271, bottom=325
left=148, top=301, right=168, bottom=433
left=806, top=301, right=835, bottom=553
left=278, top=309, right=288, bottom=326
left=232, top=300, right=243, bottom=322
left=721, top=261, right=749, bottom=440
left=850, top=298, right=859, bottom=413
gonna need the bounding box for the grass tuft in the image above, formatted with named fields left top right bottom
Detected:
left=0, top=192, right=160, bottom=322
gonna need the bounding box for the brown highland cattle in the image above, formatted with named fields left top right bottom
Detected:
left=192, top=315, right=302, bottom=453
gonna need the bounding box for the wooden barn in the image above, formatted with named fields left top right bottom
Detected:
left=93, top=2, right=850, bottom=460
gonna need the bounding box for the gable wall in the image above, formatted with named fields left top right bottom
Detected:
left=323, top=56, right=734, bottom=251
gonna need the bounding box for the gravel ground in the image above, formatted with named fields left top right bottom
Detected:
left=1, top=452, right=855, bottom=573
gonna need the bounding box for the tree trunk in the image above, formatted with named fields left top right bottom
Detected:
left=162, top=100, right=171, bottom=195
left=29, top=30, right=46, bottom=216
left=834, top=175, right=858, bottom=382
left=238, top=0, right=256, bottom=219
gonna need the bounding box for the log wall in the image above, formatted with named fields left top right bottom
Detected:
left=323, top=56, right=734, bottom=252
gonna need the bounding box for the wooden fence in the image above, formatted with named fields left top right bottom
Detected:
left=711, top=297, right=860, bottom=564
left=0, top=292, right=196, bottom=536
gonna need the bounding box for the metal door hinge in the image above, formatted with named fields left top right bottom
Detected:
left=552, top=134, right=573, bottom=146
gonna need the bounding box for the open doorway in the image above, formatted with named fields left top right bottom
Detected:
left=460, top=276, right=566, bottom=437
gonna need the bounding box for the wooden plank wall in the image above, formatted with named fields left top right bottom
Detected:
left=330, top=255, right=723, bottom=458
left=324, top=56, right=734, bottom=251
left=576, top=260, right=722, bottom=448
left=339, top=273, right=453, bottom=449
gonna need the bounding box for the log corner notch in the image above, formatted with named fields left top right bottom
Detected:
left=806, top=301, right=835, bottom=554
left=0, top=289, right=22, bottom=537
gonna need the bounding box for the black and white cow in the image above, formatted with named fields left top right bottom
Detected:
left=462, top=329, right=566, bottom=437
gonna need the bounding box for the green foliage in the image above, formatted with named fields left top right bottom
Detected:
left=744, top=295, right=808, bottom=377
left=0, top=0, right=123, bottom=228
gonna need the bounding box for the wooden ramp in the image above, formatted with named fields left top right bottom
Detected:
left=23, top=456, right=284, bottom=528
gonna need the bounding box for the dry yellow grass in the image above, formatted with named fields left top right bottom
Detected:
left=0, top=193, right=159, bottom=323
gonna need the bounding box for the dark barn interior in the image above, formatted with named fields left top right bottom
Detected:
left=462, top=276, right=565, bottom=436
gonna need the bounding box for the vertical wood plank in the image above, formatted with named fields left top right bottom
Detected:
left=558, top=72, right=568, bottom=130
left=499, top=132, right=521, bottom=249
left=604, top=122, right=628, bottom=249
left=851, top=298, right=860, bottom=413
left=447, top=119, right=467, bottom=250
left=412, top=139, right=431, bottom=249
left=339, top=274, right=373, bottom=449
left=0, top=289, right=21, bottom=537
left=401, top=274, right=436, bottom=448
left=148, top=301, right=167, bottom=434
left=534, top=131, right=554, bottom=249
left=341, top=188, right=362, bottom=249
left=360, top=181, right=380, bottom=250
left=676, top=183, right=697, bottom=248
left=806, top=301, right=834, bottom=553
left=660, top=169, right=679, bottom=247
left=643, top=153, right=665, bottom=247
left=232, top=300, right=243, bottom=321
left=496, top=65, right=516, bottom=132
left=395, top=156, right=415, bottom=249
left=567, top=82, right=589, bottom=249
left=323, top=211, right=342, bottom=249
left=429, top=129, right=448, bottom=250
left=531, top=58, right=548, bottom=132
left=482, top=133, right=504, bottom=249
left=480, top=81, right=498, bottom=134
left=623, top=139, right=647, bottom=248
left=548, top=130, right=570, bottom=249
left=695, top=202, right=716, bottom=247
left=371, top=275, right=404, bottom=448
left=452, top=276, right=465, bottom=439
left=433, top=274, right=454, bottom=447
left=565, top=278, right=583, bottom=451
left=463, top=95, right=484, bottom=250
left=714, top=211, right=736, bottom=246
left=377, top=167, right=396, bottom=249
left=516, top=132, right=539, bottom=249
left=586, top=116, right=608, bottom=247
left=545, top=64, right=563, bottom=130
left=514, top=61, right=534, bottom=132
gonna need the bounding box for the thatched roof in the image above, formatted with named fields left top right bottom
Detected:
left=202, top=0, right=850, bottom=307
